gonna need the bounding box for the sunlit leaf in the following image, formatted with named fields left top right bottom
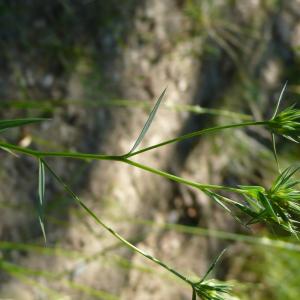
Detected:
left=272, top=81, right=288, bottom=119
left=38, top=158, right=46, bottom=243
left=38, top=159, right=45, bottom=206
left=127, top=88, right=166, bottom=155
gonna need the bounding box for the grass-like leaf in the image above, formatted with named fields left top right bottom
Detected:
left=200, top=249, right=227, bottom=283
left=38, top=216, right=47, bottom=244
left=192, top=250, right=231, bottom=300
left=0, top=118, right=47, bottom=132
left=0, top=145, right=19, bottom=157
left=127, top=88, right=166, bottom=155
left=38, top=159, right=45, bottom=206
left=38, top=158, right=46, bottom=243
left=272, top=81, right=288, bottom=119
left=270, top=82, right=287, bottom=172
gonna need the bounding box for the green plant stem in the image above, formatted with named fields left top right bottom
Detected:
left=0, top=142, right=244, bottom=195
left=0, top=118, right=260, bottom=299
left=127, top=120, right=269, bottom=157
left=0, top=120, right=268, bottom=161
left=42, top=159, right=194, bottom=287
left=123, top=158, right=243, bottom=194
left=0, top=142, right=120, bottom=161
left=0, top=141, right=243, bottom=294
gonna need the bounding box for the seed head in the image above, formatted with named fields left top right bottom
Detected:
left=268, top=106, right=300, bottom=143
left=238, top=166, right=300, bottom=235
left=193, top=279, right=232, bottom=300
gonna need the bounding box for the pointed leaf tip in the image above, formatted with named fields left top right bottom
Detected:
left=38, top=159, right=45, bottom=206
left=0, top=118, right=48, bottom=132
left=272, top=81, right=288, bottom=119
left=127, top=88, right=167, bottom=154
left=38, top=159, right=46, bottom=243
left=200, top=248, right=227, bottom=283
left=39, top=216, right=47, bottom=244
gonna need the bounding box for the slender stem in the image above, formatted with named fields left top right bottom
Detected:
left=126, top=121, right=269, bottom=157
left=0, top=141, right=244, bottom=195
left=0, top=120, right=268, bottom=161
left=0, top=119, right=268, bottom=299
left=0, top=141, right=245, bottom=273
left=79, top=200, right=193, bottom=285
left=42, top=159, right=194, bottom=286
left=123, top=158, right=243, bottom=194
left=192, top=288, right=196, bottom=300
left=0, top=142, right=120, bottom=161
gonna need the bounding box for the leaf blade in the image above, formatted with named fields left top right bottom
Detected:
left=272, top=81, right=288, bottom=119
left=127, top=88, right=166, bottom=155
left=38, top=159, right=46, bottom=243
left=0, top=118, right=47, bottom=132
left=199, top=248, right=227, bottom=283
left=38, top=159, right=45, bottom=206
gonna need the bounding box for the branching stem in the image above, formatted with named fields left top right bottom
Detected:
left=0, top=141, right=246, bottom=196
left=126, top=121, right=269, bottom=157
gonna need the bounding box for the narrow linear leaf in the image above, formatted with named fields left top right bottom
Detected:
left=38, top=159, right=45, bottom=206
left=200, top=249, right=227, bottom=283
left=257, top=192, right=277, bottom=221
left=38, top=158, right=46, bottom=243
left=127, top=88, right=166, bottom=154
left=0, top=118, right=47, bottom=132
left=272, top=81, right=288, bottom=119
left=38, top=216, right=47, bottom=244
left=0, top=146, right=19, bottom=157
left=271, top=133, right=280, bottom=173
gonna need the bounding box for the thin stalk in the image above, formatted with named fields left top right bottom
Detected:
left=0, top=142, right=245, bottom=195
left=42, top=159, right=194, bottom=286
left=123, top=158, right=244, bottom=194
left=0, top=120, right=268, bottom=161
left=0, top=142, right=120, bottom=161
left=126, top=121, right=269, bottom=157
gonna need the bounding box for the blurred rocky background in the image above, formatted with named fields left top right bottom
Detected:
left=0, top=0, right=300, bottom=299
